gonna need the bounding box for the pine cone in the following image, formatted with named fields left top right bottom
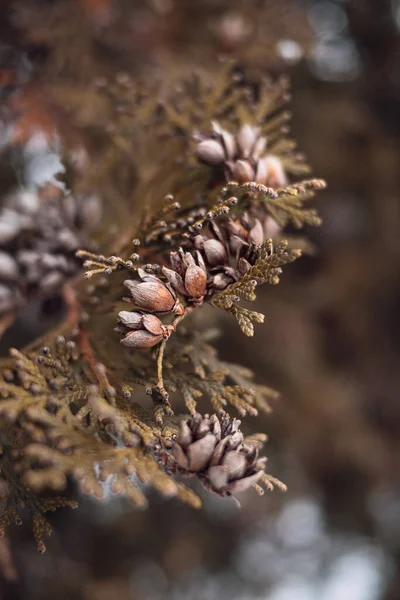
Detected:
left=172, top=412, right=265, bottom=496
left=196, top=121, right=287, bottom=187
left=0, top=183, right=101, bottom=315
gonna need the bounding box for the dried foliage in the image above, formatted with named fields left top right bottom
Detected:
left=0, top=6, right=326, bottom=552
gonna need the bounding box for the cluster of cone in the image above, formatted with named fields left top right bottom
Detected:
left=196, top=121, right=287, bottom=187
left=0, top=184, right=101, bottom=316
left=172, top=412, right=266, bottom=495
left=118, top=210, right=280, bottom=348
left=117, top=121, right=289, bottom=349
left=118, top=209, right=276, bottom=348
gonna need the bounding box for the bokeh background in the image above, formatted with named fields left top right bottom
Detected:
left=1, top=1, right=400, bottom=599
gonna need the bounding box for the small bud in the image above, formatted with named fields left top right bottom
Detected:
left=184, top=265, right=206, bottom=298
left=220, top=128, right=236, bottom=160
left=203, top=239, right=227, bottom=267
left=232, top=160, right=255, bottom=183
left=248, top=219, right=264, bottom=246
left=123, top=277, right=177, bottom=314
left=197, top=139, right=226, bottom=165
left=121, top=329, right=163, bottom=349
left=236, top=124, right=259, bottom=158
left=264, top=156, right=287, bottom=188
left=255, top=157, right=268, bottom=185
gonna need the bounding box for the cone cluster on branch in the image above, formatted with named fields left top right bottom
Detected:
left=0, top=184, right=101, bottom=315
left=194, top=213, right=280, bottom=291
left=196, top=121, right=287, bottom=187
left=172, top=412, right=266, bottom=495
left=118, top=211, right=279, bottom=348
left=117, top=310, right=174, bottom=349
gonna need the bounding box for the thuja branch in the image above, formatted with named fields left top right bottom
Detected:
left=0, top=64, right=328, bottom=550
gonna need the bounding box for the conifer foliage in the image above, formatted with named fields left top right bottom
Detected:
left=0, top=3, right=325, bottom=553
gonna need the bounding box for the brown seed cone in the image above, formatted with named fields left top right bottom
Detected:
left=118, top=310, right=172, bottom=349
left=172, top=412, right=265, bottom=496
left=193, top=213, right=276, bottom=294
left=0, top=184, right=102, bottom=315
left=162, top=248, right=207, bottom=302
left=195, top=121, right=287, bottom=188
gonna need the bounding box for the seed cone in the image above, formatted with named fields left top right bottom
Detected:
left=123, top=268, right=180, bottom=314
left=117, top=310, right=173, bottom=349
left=172, top=412, right=266, bottom=496
left=0, top=183, right=102, bottom=316
left=194, top=213, right=280, bottom=293
left=196, top=121, right=287, bottom=188
left=162, top=248, right=207, bottom=303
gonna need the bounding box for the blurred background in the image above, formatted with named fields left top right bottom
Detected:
left=1, top=0, right=400, bottom=599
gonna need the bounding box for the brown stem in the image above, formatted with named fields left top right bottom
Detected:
left=155, top=309, right=191, bottom=391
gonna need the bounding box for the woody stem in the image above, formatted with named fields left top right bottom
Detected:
left=155, top=306, right=193, bottom=392
left=156, top=339, right=167, bottom=391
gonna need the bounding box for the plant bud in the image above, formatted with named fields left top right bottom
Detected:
left=184, top=264, right=207, bottom=298
left=255, top=157, right=268, bottom=185
left=252, top=135, right=267, bottom=161
left=196, top=139, right=225, bottom=165
left=232, top=160, right=255, bottom=183
left=237, top=257, right=252, bottom=275
left=212, top=272, right=234, bottom=289
left=264, top=155, right=287, bottom=188
left=141, top=314, right=165, bottom=336
left=248, top=219, right=264, bottom=246
left=118, top=310, right=143, bottom=329
left=162, top=267, right=187, bottom=297
left=123, top=277, right=177, bottom=313
left=186, top=434, right=217, bottom=471
left=202, top=239, right=227, bottom=266
left=236, top=124, right=259, bottom=158
left=121, top=329, right=164, bottom=349
left=220, top=129, right=236, bottom=160
left=164, top=250, right=207, bottom=300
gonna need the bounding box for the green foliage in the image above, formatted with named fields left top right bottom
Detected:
left=211, top=239, right=301, bottom=335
